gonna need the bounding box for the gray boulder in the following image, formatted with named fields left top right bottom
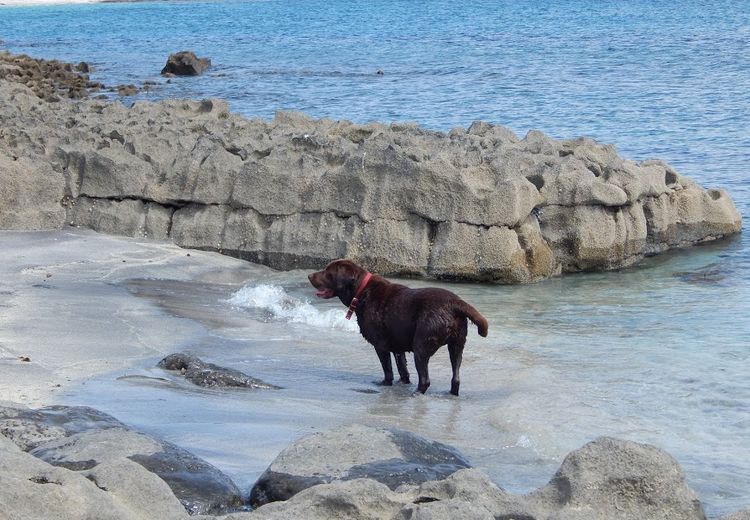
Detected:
left=246, top=479, right=407, bottom=520
left=0, top=403, right=243, bottom=516
left=161, top=51, right=211, bottom=76
left=249, top=424, right=471, bottom=507
left=0, top=431, right=188, bottom=520
left=527, top=436, right=707, bottom=519
left=248, top=437, right=710, bottom=520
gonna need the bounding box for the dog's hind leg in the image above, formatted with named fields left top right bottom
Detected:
left=375, top=349, right=394, bottom=386
left=413, top=352, right=431, bottom=394
left=394, top=353, right=410, bottom=384
left=448, top=321, right=467, bottom=396
left=448, top=340, right=465, bottom=396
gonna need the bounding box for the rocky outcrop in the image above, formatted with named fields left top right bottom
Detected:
left=249, top=437, right=708, bottom=520
left=0, top=403, right=244, bottom=516
left=0, top=51, right=140, bottom=102
left=0, top=51, right=103, bottom=101
left=161, top=51, right=211, bottom=76
left=158, top=353, right=281, bottom=389
left=0, top=72, right=741, bottom=283
left=2, top=406, right=747, bottom=519
left=249, top=424, right=472, bottom=507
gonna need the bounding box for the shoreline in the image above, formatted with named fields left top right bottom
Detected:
left=0, top=229, right=268, bottom=406
left=2, top=228, right=748, bottom=519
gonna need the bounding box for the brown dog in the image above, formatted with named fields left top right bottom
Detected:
left=308, top=259, right=488, bottom=396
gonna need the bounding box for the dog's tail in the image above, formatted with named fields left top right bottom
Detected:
left=456, top=301, right=488, bottom=337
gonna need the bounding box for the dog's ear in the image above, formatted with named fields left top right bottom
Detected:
left=331, top=262, right=358, bottom=301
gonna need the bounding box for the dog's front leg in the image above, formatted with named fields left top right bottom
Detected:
left=375, top=349, right=394, bottom=386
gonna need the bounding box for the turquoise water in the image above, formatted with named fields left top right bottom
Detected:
left=1, top=1, right=749, bottom=516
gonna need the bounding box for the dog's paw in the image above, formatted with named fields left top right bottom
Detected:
left=374, top=379, right=393, bottom=386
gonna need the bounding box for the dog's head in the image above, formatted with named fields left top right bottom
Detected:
left=308, top=259, right=367, bottom=305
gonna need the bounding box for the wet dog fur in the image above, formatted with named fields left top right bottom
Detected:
left=308, top=259, right=488, bottom=396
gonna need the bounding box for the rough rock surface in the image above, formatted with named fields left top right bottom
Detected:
left=247, top=437, right=709, bottom=520
left=526, top=436, right=707, bottom=519
left=0, top=51, right=103, bottom=101
left=161, top=51, right=211, bottom=76
left=2, top=407, right=747, bottom=520
left=249, top=424, right=472, bottom=507
left=0, top=403, right=243, bottom=516
left=0, top=51, right=139, bottom=102
left=0, top=59, right=742, bottom=282
left=158, top=353, right=281, bottom=389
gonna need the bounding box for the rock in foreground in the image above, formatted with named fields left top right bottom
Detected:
left=250, top=436, right=709, bottom=520
left=249, top=424, right=472, bottom=507
left=2, top=406, right=746, bottom=519
left=0, top=403, right=243, bottom=516
left=0, top=71, right=742, bottom=283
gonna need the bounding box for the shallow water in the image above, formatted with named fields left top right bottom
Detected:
left=45, top=235, right=745, bottom=517
left=1, top=0, right=749, bottom=516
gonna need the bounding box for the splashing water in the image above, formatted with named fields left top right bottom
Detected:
left=227, top=284, right=359, bottom=333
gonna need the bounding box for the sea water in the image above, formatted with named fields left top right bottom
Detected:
left=1, top=0, right=748, bottom=516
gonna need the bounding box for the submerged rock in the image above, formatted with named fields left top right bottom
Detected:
left=158, top=353, right=281, bottom=389
left=249, top=424, right=472, bottom=507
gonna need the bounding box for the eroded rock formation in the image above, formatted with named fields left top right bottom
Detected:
left=0, top=75, right=741, bottom=282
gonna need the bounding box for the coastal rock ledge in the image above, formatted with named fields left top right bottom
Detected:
left=0, top=78, right=741, bottom=282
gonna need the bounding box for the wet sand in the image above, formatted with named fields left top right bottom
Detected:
left=0, top=228, right=269, bottom=405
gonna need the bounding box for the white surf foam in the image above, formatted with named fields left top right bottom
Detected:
left=227, top=284, right=358, bottom=332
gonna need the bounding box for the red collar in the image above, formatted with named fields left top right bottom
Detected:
left=345, top=271, right=372, bottom=320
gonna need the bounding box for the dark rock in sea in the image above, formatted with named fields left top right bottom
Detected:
left=117, top=84, right=139, bottom=96
left=161, top=51, right=211, bottom=76
left=249, top=424, right=472, bottom=507
left=673, top=262, right=731, bottom=285
left=75, top=61, right=91, bottom=73
left=0, top=403, right=244, bottom=516
left=158, top=352, right=281, bottom=389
